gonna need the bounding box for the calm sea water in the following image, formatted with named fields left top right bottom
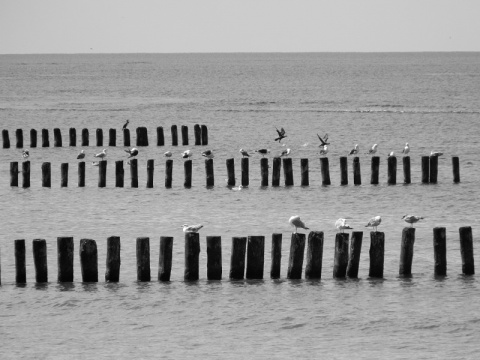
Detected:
left=1, top=53, right=480, bottom=359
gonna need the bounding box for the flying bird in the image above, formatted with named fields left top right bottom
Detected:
left=430, top=151, right=443, bottom=157
left=275, top=127, right=287, bottom=142
left=319, top=145, right=328, bottom=156
left=255, top=149, right=270, bottom=157
left=317, top=133, right=329, bottom=146
left=402, top=143, right=410, bottom=155
left=94, top=149, right=107, bottom=161
left=335, top=218, right=353, bottom=233
left=122, top=120, right=129, bottom=130
left=289, top=215, right=309, bottom=234
left=125, top=147, right=139, bottom=158
left=164, top=151, right=172, bottom=157
left=349, top=144, right=359, bottom=155
left=402, top=215, right=424, bottom=227
left=239, top=149, right=250, bottom=158
left=77, top=150, right=85, bottom=159
left=368, top=144, right=378, bottom=155
left=365, top=216, right=382, bottom=232
left=202, top=150, right=214, bottom=159
left=182, top=150, right=193, bottom=159
left=22, top=149, right=29, bottom=160
left=280, top=148, right=291, bottom=157
left=182, top=224, right=203, bottom=233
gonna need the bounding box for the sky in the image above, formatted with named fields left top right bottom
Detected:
left=1, top=0, right=479, bottom=54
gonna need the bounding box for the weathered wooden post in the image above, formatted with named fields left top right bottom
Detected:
left=333, top=233, right=349, bottom=278
left=230, top=237, right=247, bottom=280
left=30, top=129, right=37, bottom=148
left=79, top=239, right=98, bottom=282
left=270, top=233, right=282, bottom=279
left=305, top=231, right=323, bottom=279
left=22, top=161, right=30, bottom=188
left=98, top=160, right=107, bottom=188
left=184, top=232, right=200, bottom=281
left=156, top=126, right=164, bottom=146
left=433, top=227, right=447, bottom=276
left=403, top=156, right=411, bottom=184
left=136, top=237, right=151, bottom=281
left=53, top=128, right=62, bottom=147
left=369, top=232, right=384, bottom=278
left=69, top=128, right=76, bottom=146
left=205, top=158, right=214, bottom=187
left=165, top=159, right=173, bottom=188
left=430, top=155, right=438, bottom=184
left=283, top=158, right=294, bottom=186
left=399, top=228, right=415, bottom=276
left=184, top=159, right=192, bottom=188
left=340, top=157, right=348, bottom=185
left=32, top=239, right=48, bottom=283
left=130, top=158, right=138, bottom=188
left=181, top=125, right=189, bottom=146
left=123, top=128, right=130, bottom=147
left=10, top=162, right=18, bottom=187
left=105, top=236, right=121, bottom=282
left=301, top=158, right=309, bottom=186
left=61, top=163, right=68, bottom=187
left=207, top=236, right=222, bottom=280
left=241, top=158, right=249, bottom=187
left=287, top=233, right=306, bottom=279
left=226, top=158, right=235, bottom=186
left=346, top=231, right=363, bottom=278
left=194, top=124, right=201, bottom=145
left=136, top=127, right=149, bottom=146
left=353, top=157, right=361, bottom=185
left=42, top=128, right=49, bottom=147
left=146, top=159, right=154, bottom=188
left=201, top=125, right=208, bottom=145
left=452, top=156, right=460, bottom=183
left=158, top=236, right=173, bottom=281
left=260, top=158, right=269, bottom=186
left=320, top=157, right=330, bottom=185
left=459, top=226, right=474, bottom=275
left=15, top=239, right=26, bottom=284
left=2, top=129, right=10, bottom=148
left=171, top=125, right=178, bottom=146
left=272, top=157, right=281, bottom=186
left=246, top=236, right=265, bottom=279
left=57, top=237, right=74, bottom=282
left=96, top=128, right=103, bottom=147
left=81, top=128, right=89, bottom=146
left=16, top=129, right=23, bottom=148
left=421, top=156, right=429, bottom=183
left=115, top=160, right=124, bottom=187
left=78, top=162, right=85, bottom=187
left=109, top=128, right=116, bottom=147
left=387, top=156, right=397, bottom=185
left=42, top=162, right=51, bottom=187
left=371, top=156, right=380, bottom=185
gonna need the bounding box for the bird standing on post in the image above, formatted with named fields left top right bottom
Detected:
left=94, top=149, right=107, bottom=161
left=22, top=149, right=29, bottom=160
left=164, top=151, right=172, bottom=157
left=125, top=147, right=138, bottom=158
left=182, top=150, right=192, bottom=159
left=319, top=145, right=328, bottom=156
left=365, top=216, right=382, bottom=232
left=77, top=150, right=85, bottom=159
left=335, top=218, right=353, bottom=233
left=255, top=149, right=270, bottom=157
left=202, top=150, right=214, bottom=159
left=387, top=151, right=395, bottom=158
left=239, top=149, right=250, bottom=158
left=280, top=148, right=291, bottom=157
left=275, top=127, right=287, bottom=143
left=289, top=215, right=309, bottom=234
left=122, top=120, right=129, bottom=130
left=182, top=224, right=203, bottom=233
left=348, top=144, right=359, bottom=155
left=402, top=215, right=424, bottom=227
left=368, top=144, right=378, bottom=155
left=402, top=143, right=410, bottom=155
left=430, top=151, right=443, bottom=157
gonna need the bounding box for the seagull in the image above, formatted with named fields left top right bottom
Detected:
left=319, top=145, right=328, bottom=156
left=77, top=150, right=85, bottom=159
left=275, top=127, right=287, bottom=142
left=317, top=133, right=330, bottom=146
left=231, top=185, right=243, bottom=191
left=92, top=161, right=99, bottom=166
left=239, top=149, right=250, bottom=158
left=402, top=215, right=424, bottom=227
left=22, top=149, right=29, bottom=160
left=430, top=151, right=443, bottom=157
left=289, top=215, right=309, bottom=234
left=348, top=144, right=359, bottom=155
left=122, top=120, right=129, bottom=130
left=125, top=147, right=139, bottom=158
left=280, top=148, right=291, bottom=157
left=402, top=143, right=410, bottom=155
left=335, top=218, right=353, bottom=233
left=365, top=216, right=382, bottom=232
left=182, top=224, right=203, bottom=233
left=164, top=151, right=172, bottom=157
left=368, top=144, right=378, bottom=155
left=387, top=151, right=395, bottom=158
left=202, top=150, right=214, bottom=159
left=182, top=150, right=193, bottom=159
left=94, top=149, right=107, bottom=161
left=255, top=149, right=270, bottom=157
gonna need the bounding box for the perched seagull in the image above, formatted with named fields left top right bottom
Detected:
left=122, top=120, right=129, bottom=130
left=77, top=150, right=85, bottom=159
left=255, top=149, right=270, bottom=157
left=92, top=161, right=99, bottom=166
left=202, top=150, right=214, bottom=159
left=368, top=144, right=378, bottom=155
left=94, top=149, right=107, bottom=161
left=317, top=133, right=330, bottom=146
left=22, top=149, right=29, bottom=160
left=387, top=151, right=395, bottom=158
left=365, top=216, right=382, bottom=232
left=430, top=151, right=443, bottom=157
left=348, top=144, right=359, bottom=156
left=125, top=147, right=139, bottom=158
left=182, top=150, right=193, bottom=159
left=319, top=145, right=329, bottom=156
left=402, top=143, right=410, bottom=155
left=402, top=215, right=424, bottom=227
left=275, top=127, right=287, bottom=142
left=289, top=215, right=309, bottom=234
left=335, top=218, right=353, bottom=233
left=280, top=148, right=291, bottom=157
left=164, top=151, right=172, bottom=157
left=239, top=149, right=250, bottom=158
left=182, top=224, right=203, bottom=233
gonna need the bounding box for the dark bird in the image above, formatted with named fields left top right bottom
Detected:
left=77, top=150, right=85, bottom=159
left=125, top=147, right=139, bottom=158
left=122, top=120, right=129, bottom=130
left=202, top=150, right=214, bottom=159
left=275, top=127, right=287, bottom=142
left=255, top=149, right=270, bottom=157
left=317, top=133, right=330, bottom=146
left=349, top=144, right=359, bottom=155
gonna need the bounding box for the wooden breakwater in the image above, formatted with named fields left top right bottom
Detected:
left=3, top=226, right=474, bottom=285
left=9, top=156, right=461, bottom=189
left=2, top=125, right=208, bottom=148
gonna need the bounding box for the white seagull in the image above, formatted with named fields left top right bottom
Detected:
left=402, top=143, right=410, bottom=155
left=182, top=150, right=193, bottom=159
left=335, top=218, right=353, bottom=233
left=319, top=145, right=328, bottom=156
left=365, top=216, right=382, bottom=232
left=94, top=149, right=107, bottom=161
left=402, top=215, right=424, bottom=227
left=202, top=150, right=214, bottom=159
left=368, top=144, right=378, bottom=155
left=125, top=147, right=139, bottom=158
left=255, top=149, right=270, bottom=157
left=387, top=151, right=395, bottom=158
left=348, top=144, right=359, bottom=156
left=280, top=148, right=291, bottom=157
left=22, top=149, right=29, bottom=160
left=92, top=161, right=99, bottom=166
left=289, top=215, right=309, bottom=234
left=164, top=151, right=172, bottom=157
left=182, top=224, right=203, bottom=233
left=239, top=149, right=250, bottom=158
left=430, top=151, right=443, bottom=157
left=77, top=150, right=85, bottom=159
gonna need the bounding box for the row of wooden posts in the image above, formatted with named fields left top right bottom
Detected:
left=4, top=226, right=475, bottom=285
left=9, top=156, right=461, bottom=188
left=1, top=125, right=208, bottom=148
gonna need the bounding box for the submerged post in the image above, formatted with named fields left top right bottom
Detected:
left=165, top=159, right=173, bottom=188
left=305, top=231, right=324, bottom=279
left=171, top=125, right=178, bottom=146
left=98, top=161, right=107, bottom=188
left=241, top=158, right=249, bottom=187
left=205, top=158, right=214, bottom=187
left=53, top=128, right=62, bottom=147
left=61, top=163, right=68, bottom=187
left=79, top=239, right=98, bottom=282
left=452, top=156, right=460, bottom=183
left=123, top=128, right=130, bottom=147
left=146, top=159, right=154, bottom=188
left=10, top=162, right=18, bottom=187
left=32, top=239, right=48, bottom=283
left=347, top=231, right=363, bottom=278
left=399, top=227, right=415, bottom=276
left=300, top=158, right=309, bottom=186
left=246, top=236, right=264, bottom=279
left=2, top=129, right=10, bottom=148
left=433, top=227, right=447, bottom=276
left=22, top=161, right=31, bottom=188
left=96, top=128, right=103, bottom=147
left=30, top=129, right=37, bottom=148
left=109, top=128, right=116, bottom=147
left=430, top=155, right=438, bottom=184
left=184, top=232, right=200, bottom=281
left=81, top=128, right=89, bottom=146
left=15, top=239, right=26, bottom=284
left=272, top=157, right=281, bottom=186
left=333, top=233, right=349, bottom=278
left=115, top=160, right=124, bottom=188
left=340, top=156, right=348, bottom=185
left=158, top=236, right=173, bottom=281
left=16, top=129, right=23, bottom=148
left=320, top=157, right=330, bottom=185
left=136, top=237, right=151, bottom=281
left=459, top=226, right=474, bottom=275
left=371, top=156, right=380, bottom=185
left=69, top=128, right=76, bottom=146
left=421, top=156, right=429, bottom=183
left=42, top=162, right=51, bottom=187
left=260, top=158, right=269, bottom=186
left=226, top=158, right=235, bottom=186
left=201, top=125, right=208, bottom=145
left=387, top=156, right=397, bottom=185
left=270, top=233, right=282, bottom=279
left=194, top=124, right=201, bottom=145
left=78, top=162, right=85, bottom=187
left=156, top=126, right=164, bottom=146
left=57, top=237, right=74, bottom=282
left=42, top=129, right=49, bottom=147
left=136, top=127, right=149, bottom=146
left=369, top=232, right=384, bottom=278
left=283, top=158, right=294, bottom=186
left=184, top=159, right=192, bottom=188
left=403, top=156, right=411, bottom=184
left=287, top=233, right=306, bottom=279
left=130, top=158, right=138, bottom=188
left=181, top=125, right=189, bottom=146
left=230, top=237, right=247, bottom=280
left=353, top=157, right=361, bottom=185
left=105, top=236, right=121, bottom=282
left=207, top=236, right=222, bottom=280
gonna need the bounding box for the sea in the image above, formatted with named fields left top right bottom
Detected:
left=0, top=53, right=480, bottom=359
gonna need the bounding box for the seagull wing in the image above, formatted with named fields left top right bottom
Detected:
left=317, top=134, right=326, bottom=146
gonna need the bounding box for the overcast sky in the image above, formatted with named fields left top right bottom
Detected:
left=1, top=0, right=479, bottom=54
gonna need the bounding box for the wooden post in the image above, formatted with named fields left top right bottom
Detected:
left=32, top=239, right=48, bottom=283
left=146, top=159, right=154, bottom=188
left=353, top=157, right=361, bottom=185
left=78, top=162, right=85, bottom=187
left=96, top=128, right=103, bottom=147
left=403, top=156, right=411, bottom=184
left=430, top=155, right=438, bottom=184
left=16, top=129, right=23, bottom=148
left=98, top=160, right=107, bottom=188
left=270, top=233, right=282, bottom=279
left=320, top=157, right=330, bottom=185
left=2, top=129, right=10, bottom=148
left=201, top=125, right=208, bottom=145
left=230, top=237, right=247, bottom=280
left=184, top=159, right=192, bottom=188
left=136, top=127, right=149, bottom=146
left=130, top=158, right=138, bottom=188
left=181, top=125, right=189, bottom=146
left=10, top=162, right=18, bottom=187
left=246, top=236, right=264, bottom=279
left=333, top=233, right=349, bottom=278
left=207, top=236, right=222, bottom=280
left=433, top=227, right=447, bottom=276
left=194, top=124, right=201, bottom=145
left=42, top=162, right=51, bottom=187
left=30, top=129, right=37, bottom=148
left=369, top=232, right=384, bottom=278
left=347, top=231, right=363, bottom=278
left=69, top=128, right=76, bottom=146
left=283, top=158, right=294, bottom=186
left=81, top=128, right=89, bottom=146
left=53, top=128, right=62, bottom=147
left=115, top=160, right=124, bottom=187
left=60, top=163, right=68, bottom=187
left=340, top=156, right=348, bottom=185
left=123, top=128, right=130, bottom=147
left=371, top=156, right=380, bottom=185
left=109, top=128, right=116, bottom=147
left=42, top=128, right=49, bottom=147
left=260, top=158, right=269, bottom=186
left=421, top=156, right=429, bottom=183
left=241, top=158, right=249, bottom=187
left=301, top=158, right=309, bottom=186
left=22, top=161, right=30, bottom=188
left=387, top=156, right=397, bottom=185
left=79, top=239, right=98, bottom=282
left=57, top=237, right=74, bottom=282
left=171, top=125, right=178, bottom=146
left=459, top=226, right=474, bottom=275
left=399, top=228, right=415, bottom=276
left=287, top=233, right=306, bottom=279
left=165, top=159, right=173, bottom=188
left=156, top=126, right=164, bottom=146
left=452, top=156, right=460, bottom=183
left=136, top=237, right=151, bottom=281
left=305, top=231, right=323, bottom=279
left=184, top=232, right=200, bottom=281
left=226, top=158, right=235, bottom=186
left=105, top=236, right=121, bottom=282
left=205, top=158, right=214, bottom=187
left=15, top=239, right=26, bottom=284
left=158, top=236, right=173, bottom=281
left=272, top=157, right=281, bottom=186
